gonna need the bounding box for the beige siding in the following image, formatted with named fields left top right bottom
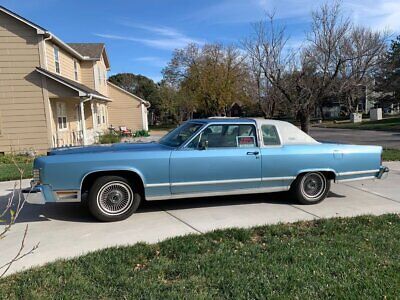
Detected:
left=92, top=54, right=109, bottom=97
left=107, top=83, right=144, bottom=131
left=45, top=41, right=81, bottom=81
left=80, top=61, right=95, bottom=89
left=0, top=11, right=49, bottom=153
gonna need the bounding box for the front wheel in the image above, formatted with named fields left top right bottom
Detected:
left=88, top=176, right=141, bottom=222
left=291, top=172, right=330, bottom=205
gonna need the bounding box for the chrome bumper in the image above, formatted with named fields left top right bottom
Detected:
left=23, top=185, right=45, bottom=204
left=23, top=182, right=80, bottom=204
left=377, top=166, right=389, bottom=179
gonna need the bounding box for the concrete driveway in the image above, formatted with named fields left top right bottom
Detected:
left=1, top=161, right=400, bottom=276
left=310, top=127, right=400, bottom=149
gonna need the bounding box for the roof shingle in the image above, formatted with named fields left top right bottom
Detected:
left=67, top=43, right=105, bottom=59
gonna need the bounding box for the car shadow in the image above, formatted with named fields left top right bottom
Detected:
left=0, top=190, right=345, bottom=224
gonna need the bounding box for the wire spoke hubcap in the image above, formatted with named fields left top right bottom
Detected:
left=301, top=173, right=326, bottom=200
left=97, top=181, right=134, bottom=216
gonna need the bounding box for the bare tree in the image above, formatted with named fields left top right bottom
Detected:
left=338, top=27, right=388, bottom=113
left=244, top=2, right=386, bottom=132
left=0, top=157, right=38, bottom=278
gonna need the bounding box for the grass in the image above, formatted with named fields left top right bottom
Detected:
left=382, top=149, right=400, bottom=161
left=0, top=214, right=399, bottom=299
left=323, top=117, right=400, bottom=132
left=0, top=155, right=33, bottom=181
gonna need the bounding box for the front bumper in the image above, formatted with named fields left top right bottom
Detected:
left=23, top=182, right=80, bottom=204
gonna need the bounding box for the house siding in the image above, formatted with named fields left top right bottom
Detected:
left=0, top=10, right=49, bottom=153
left=45, top=41, right=80, bottom=81
left=107, top=83, right=144, bottom=131
left=80, top=61, right=95, bottom=90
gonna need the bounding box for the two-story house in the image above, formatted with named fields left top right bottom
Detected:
left=0, top=6, right=150, bottom=154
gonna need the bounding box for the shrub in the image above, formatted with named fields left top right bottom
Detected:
left=98, top=133, right=121, bottom=144
left=133, top=130, right=149, bottom=137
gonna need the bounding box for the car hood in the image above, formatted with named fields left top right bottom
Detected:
left=48, top=142, right=172, bottom=155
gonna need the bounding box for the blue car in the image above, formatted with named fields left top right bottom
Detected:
left=30, top=118, right=389, bottom=221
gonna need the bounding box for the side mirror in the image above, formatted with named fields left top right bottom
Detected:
left=198, top=140, right=208, bottom=150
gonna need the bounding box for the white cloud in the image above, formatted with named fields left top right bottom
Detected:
left=95, top=23, right=204, bottom=51
left=186, top=0, right=400, bottom=33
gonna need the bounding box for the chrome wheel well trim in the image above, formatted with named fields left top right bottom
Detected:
left=79, top=168, right=146, bottom=201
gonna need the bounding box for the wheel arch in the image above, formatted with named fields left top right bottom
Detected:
left=293, top=168, right=337, bottom=185
left=80, top=169, right=146, bottom=197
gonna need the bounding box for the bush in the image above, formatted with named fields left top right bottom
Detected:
left=98, top=133, right=121, bottom=144
left=133, top=130, right=149, bottom=137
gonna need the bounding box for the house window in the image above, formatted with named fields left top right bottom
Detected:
left=56, top=102, right=67, bottom=130
left=54, top=46, right=60, bottom=74
left=102, top=106, right=106, bottom=124
left=73, top=59, right=78, bottom=81
left=103, top=71, right=107, bottom=85
left=97, top=66, right=102, bottom=86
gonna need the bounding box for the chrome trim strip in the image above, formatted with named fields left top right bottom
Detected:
left=336, top=176, right=376, bottom=183
left=146, top=176, right=297, bottom=188
left=146, top=186, right=290, bottom=201
left=337, top=169, right=379, bottom=176
left=171, top=178, right=261, bottom=187
left=145, top=182, right=170, bottom=188
left=262, top=176, right=296, bottom=181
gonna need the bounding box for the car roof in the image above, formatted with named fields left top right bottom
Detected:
left=189, top=118, right=256, bottom=124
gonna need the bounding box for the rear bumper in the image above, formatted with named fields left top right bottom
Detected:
left=336, top=166, right=389, bottom=183
left=23, top=182, right=80, bottom=204
left=377, top=166, right=389, bottom=179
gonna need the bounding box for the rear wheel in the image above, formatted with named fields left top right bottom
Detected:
left=88, top=176, right=141, bottom=222
left=291, top=172, right=330, bottom=205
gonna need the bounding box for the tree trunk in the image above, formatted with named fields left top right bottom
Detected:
left=299, top=112, right=310, bottom=133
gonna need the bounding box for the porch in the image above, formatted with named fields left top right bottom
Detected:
left=50, top=97, right=109, bottom=148
left=36, top=67, right=111, bottom=148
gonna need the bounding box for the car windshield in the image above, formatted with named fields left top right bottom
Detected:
left=158, top=122, right=203, bottom=147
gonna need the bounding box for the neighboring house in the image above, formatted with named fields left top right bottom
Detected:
left=0, top=6, right=150, bottom=154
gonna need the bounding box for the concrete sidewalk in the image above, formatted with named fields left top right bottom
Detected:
left=1, top=162, right=400, bottom=276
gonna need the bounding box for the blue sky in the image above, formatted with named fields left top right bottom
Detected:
left=2, top=0, right=399, bottom=82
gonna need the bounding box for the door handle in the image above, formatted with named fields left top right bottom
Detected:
left=246, top=151, right=259, bottom=155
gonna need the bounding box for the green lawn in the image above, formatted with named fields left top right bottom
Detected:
left=323, top=117, right=400, bottom=132
left=382, top=149, right=400, bottom=161
left=0, top=155, right=33, bottom=181
left=0, top=214, right=399, bottom=299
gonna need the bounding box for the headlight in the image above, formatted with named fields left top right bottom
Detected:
left=33, top=169, right=41, bottom=184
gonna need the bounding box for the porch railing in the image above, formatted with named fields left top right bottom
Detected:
left=53, top=130, right=84, bottom=148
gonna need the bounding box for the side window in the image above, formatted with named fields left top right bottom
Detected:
left=198, top=124, right=257, bottom=148
left=56, top=102, right=67, bottom=130
left=262, top=125, right=281, bottom=146
left=54, top=46, right=60, bottom=74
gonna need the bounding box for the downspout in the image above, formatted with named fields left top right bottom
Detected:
left=43, top=33, right=53, bottom=69
left=80, top=95, right=92, bottom=146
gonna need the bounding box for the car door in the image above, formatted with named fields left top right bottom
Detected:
left=170, top=123, right=262, bottom=195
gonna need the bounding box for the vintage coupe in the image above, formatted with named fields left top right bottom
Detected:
left=30, top=118, right=389, bottom=221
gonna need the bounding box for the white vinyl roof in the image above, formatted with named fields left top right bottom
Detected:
left=253, top=118, right=319, bottom=145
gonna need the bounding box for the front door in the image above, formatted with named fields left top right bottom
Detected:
left=170, top=123, right=261, bottom=195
